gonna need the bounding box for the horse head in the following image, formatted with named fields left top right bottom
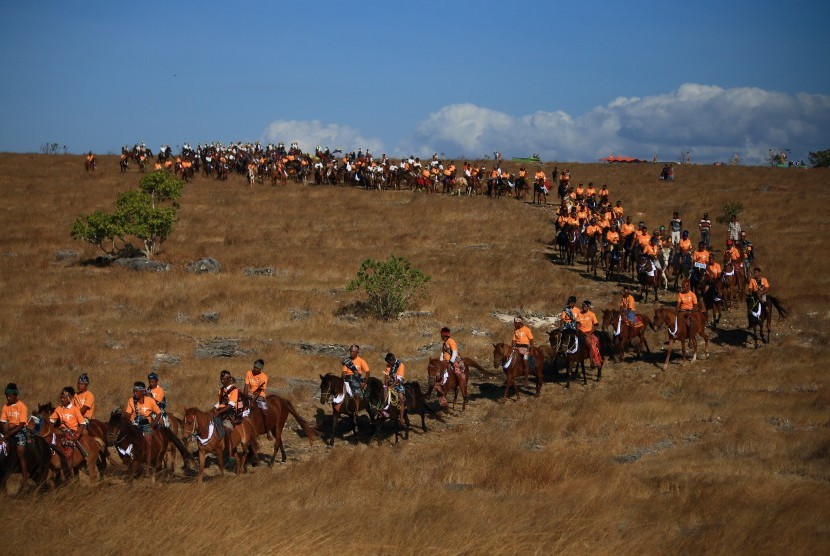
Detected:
left=491, top=343, right=512, bottom=369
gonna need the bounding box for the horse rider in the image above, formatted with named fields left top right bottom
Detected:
left=676, top=280, right=699, bottom=332
left=342, top=345, right=370, bottom=401
left=50, top=386, right=90, bottom=459
left=1, top=383, right=31, bottom=484
left=691, top=241, right=710, bottom=289
left=560, top=296, right=580, bottom=331
left=126, top=382, right=162, bottom=435
left=244, top=359, right=268, bottom=410
left=147, top=372, right=170, bottom=428
left=704, top=254, right=722, bottom=294
left=620, top=285, right=637, bottom=325
left=383, top=353, right=406, bottom=424
left=209, top=370, right=243, bottom=436
left=577, top=300, right=602, bottom=369
left=73, top=373, right=95, bottom=420
left=440, top=327, right=465, bottom=391
left=747, top=267, right=770, bottom=305
left=512, top=317, right=536, bottom=374
left=641, top=236, right=662, bottom=274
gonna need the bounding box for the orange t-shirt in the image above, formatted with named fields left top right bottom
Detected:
left=606, top=230, right=620, bottom=244
left=149, top=386, right=165, bottom=406
left=560, top=307, right=581, bottom=327
left=126, top=396, right=161, bottom=422
left=384, top=361, right=406, bottom=380
left=677, top=291, right=698, bottom=311
left=613, top=206, right=624, bottom=219
left=620, top=294, right=636, bottom=312
left=637, top=231, right=651, bottom=247
left=585, top=224, right=601, bottom=237
left=441, top=338, right=459, bottom=362
left=726, top=246, right=741, bottom=262
left=620, top=223, right=635, bottom=237
left=245, top=370, right=269, bottom=399
left=577, top=310, right=598, bottom=334
left=512, top=326, right=534, bottom=346
left=1, top=400, right=28, bottom=427
left=693, top=249, right=710, bottom=264
left=72, top=390, right=95, bottom=419
left=707, top=262, right=722, bottom=279
left=342, top=356, right=370, bottom=376
left=747, top=277, right=770, bottom=293
left=50, top=403, right=87, bottom=432
left=679, top=239, right=692, bottom=253
left=642, top=243, right=657, bottom=257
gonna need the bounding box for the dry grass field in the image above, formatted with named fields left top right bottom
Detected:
left=1, top=153, right=829, bottom=554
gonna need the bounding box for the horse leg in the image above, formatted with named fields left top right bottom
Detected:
left=329, top=408, right=338, bottom=447
left=663, top=337, right=674, bottom=370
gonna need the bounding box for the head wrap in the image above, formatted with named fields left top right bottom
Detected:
left=582, top=300, right=592, bottom=307
left=567, top=296, right=577, bottom=303
left=253, top=359, right=264, bottom=370
left=5, top=383, right=19, bottom=396
left=78, top=373, right=90, bottom=384
left=147, top=372, right=159, bottom=381
left=385, top=353, right=396, bottom=363
left=133, top=381, right=146, bottom=392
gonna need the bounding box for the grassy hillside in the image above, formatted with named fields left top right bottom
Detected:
left=0, top=154, right=828, bottom=554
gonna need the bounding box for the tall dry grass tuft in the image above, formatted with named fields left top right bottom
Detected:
left=0, top=154, right=828, bottom=553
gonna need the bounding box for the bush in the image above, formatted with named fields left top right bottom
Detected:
left=346, top=255, right=430, bottom=320
left=717, top=201, right=744, bottom=224
left=808, top=148, right=830, bottom=168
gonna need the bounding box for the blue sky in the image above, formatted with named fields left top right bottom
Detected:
left=1, top=0, right=828, bottom=164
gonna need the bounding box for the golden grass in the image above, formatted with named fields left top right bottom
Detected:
left=0, top=154, right=829, bottom=554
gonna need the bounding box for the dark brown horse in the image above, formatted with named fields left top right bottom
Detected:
left=365, top=380, right=440, bottom=444
left=585, top=233, right=601, bottom=276
left=246, top=395, right=317, bottom=465
left=601, top=309, right=653, bottom=361
left=548, top=329, right=605, bottom=387
left=637, top=255, right=662, bottom=303
left=0, top=425, right=69, bottom=490
left=491, top=343, right=544, bottom=400
left=107, top=409, right=190, bottom=480
left=318, top=373, right=376, bottom=446
left=652, top=307, right=710, bottom=370
left=564, top=225, right=581, bottom=266
left=746, top=294, right=788, bottom=348
left=182, top=407, right=257, bottom=484
left=424, top=357, right=485, bottom=412
left=29, top=416, right=104, bottom=482
left=36, top=402, right=109, bottom=474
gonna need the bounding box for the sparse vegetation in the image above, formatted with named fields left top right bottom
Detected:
left=346, top=255, right=430, bottom=320
left=808, top=148, right=830, bottom=168
left=718, top=200, right=744, bottom=223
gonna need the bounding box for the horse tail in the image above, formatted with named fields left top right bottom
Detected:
left=407, top=381, right=446, bottom=423
left=464, top=357, right=500, bottom=377
left=160, top=426, right=192, bottom=464
left=767, top=295, right=788, bottom=319
left=283, top=399, right=319, bottom=444
left=595, top=331, right=615, bottom=357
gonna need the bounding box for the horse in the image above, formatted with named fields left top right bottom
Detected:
left=318, top=373, right=376, bottom=446
left=533, top=179, right=548, bottom=205
left=182, top=407, right=257, bottom=483
left=746, top=295, right=788, bottom=348
left=119, top=155, right=129, bottom=173
left=491, top=343, right=544, bottom=400
left=36, top=402, right=109, bottom=473
left=548, top=328, right=602, bottom=387
left=651, top=307, right=710, bottom=370
left=29, top=416, right=105, bottom=482
left=637, top=255, right=663, bottom=303
left=670, top=251, right=692, bottom=290
left=601, top=309, right=652, bottom=361
left=564, top=225, right=581, bottom=266
left=721, top=257, right=746, bottom=308
left=107, top=409, right=190, bottom=480
left=245, top=395, right=317, bottom=465
left=0, top=424, right=70, bottom=491
left=364, top=380, right=439, bottom=444
left=425, top=357, right=487, bottom=412
left=604, top=244, right=623, bottom=281
left=698, top=275, right=725, bottom=328
left=84, top=155, right=96, bottom=174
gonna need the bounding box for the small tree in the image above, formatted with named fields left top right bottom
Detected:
left=808, top=148, right=830, bottom=168
left=71, top=170, right=183, bottom=259
left=346, top=255, right=430, bottom=320
left=718, top=201, right=744, bottom=224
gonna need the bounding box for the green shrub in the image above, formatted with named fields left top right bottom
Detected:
left=717, top=201, right=744, bottom=224
left=346, top=255, right=430, bottom=320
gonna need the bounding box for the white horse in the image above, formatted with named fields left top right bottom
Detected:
left=658, top=245, right=672, bottom=290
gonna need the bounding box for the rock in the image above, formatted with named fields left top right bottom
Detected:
left=153, top=352, right=182, bottom=369
left=173, top=313, right=188, bottom=323
left=55, top=249, right=79, bottom=261
left=187, top=258, right=221, bottom=274
left=114, top=257, right=171, bottom=272
left=471, top=328, right=490, bottom=337
left=243, top=267, right=274, bottom=277
left=195, top=337, right=250, bottom=358
left=201, top=312, right=220, bottom=323
left=292, top=342, right=351, bottom=357
left=290, top=309, right=310, bottom=321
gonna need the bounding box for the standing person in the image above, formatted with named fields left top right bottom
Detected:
left=727, top=214, right=742, bottom=243
left=577, top=300, right=602, bottom=369
left=382, top=353, right=406, bottom=424
left=670, top=212, right=683, bottom=247
left=244, top=359, right=268, bottom=410
left=698, top=212, right=712, bottom=250
left=1, top=383, right=30, bottom=484
left=73, top=374, right=95, bottom=419
left=341, top=345, right=370, bottom=400
left=512, top=317, right=536, bottom=374
left=147, top=373, right=170, bottom=427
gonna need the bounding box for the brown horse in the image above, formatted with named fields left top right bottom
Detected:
left=601, top=309, right=652, bottom=361
left=364, top=379, right=440, bottom=444
left=318, top=373, right=376, bottom=446
left=637, top=256, right=662, bottom=303
left=425, top=357, right=486, bottom=412
left=746, top=294, right=788, bottom=348
left=107, top=409, right=190, bottom=480
left=491, top=343, right=544, bottom=400
left=652, top=307, right=710, bottom=370
left=246, top=395, right=317, bottom=465
left=548, top=329, right=604, bottom=387
left=36, top=402, right=109, bottom=474
left=720, top=257, right=745, bottom=308
left=182, top=407, right=257, bottom=483
left=29, top=416, right=104, bottom=483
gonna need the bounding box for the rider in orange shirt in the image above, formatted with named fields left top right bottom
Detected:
left=342, top=344, right=370, bottom=400
left=560, top=296, right=581, bottom=331
left=127, top=382, right=162, bottom=434
left=244, top=359, right=269, bottom=410
left=746, top=267, right=770, bottom=303
left=1, top=383, right=31, bottom=483
left=440, top=327, right=464, bottom=386
left=382, top=353, right=406, bottom=423
left=620, top=285, right=637, bottom=324
left=512, top=317, right=536, bottom=374
left=73, top=373, right=95, bottom=419
left=577, top=300, right=602, bottom=369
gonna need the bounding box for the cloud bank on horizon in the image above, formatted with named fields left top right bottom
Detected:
left=264, top=83, right=830, bottom=165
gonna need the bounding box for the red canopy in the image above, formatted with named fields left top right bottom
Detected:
left=601, top=155, right=646, bottom=163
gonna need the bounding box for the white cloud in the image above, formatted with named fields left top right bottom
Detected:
left=262, top=119, right=383, bottom=154
left=402, top=84, right=830, bottom=164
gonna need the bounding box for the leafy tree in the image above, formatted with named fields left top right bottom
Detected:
left=346, top=255, right=430, bottom=320
left=71, top=170, right=183, bottom=259
left=717, top=201, right=744, bottom=224
left=808, top=148, right=830, bottom=168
